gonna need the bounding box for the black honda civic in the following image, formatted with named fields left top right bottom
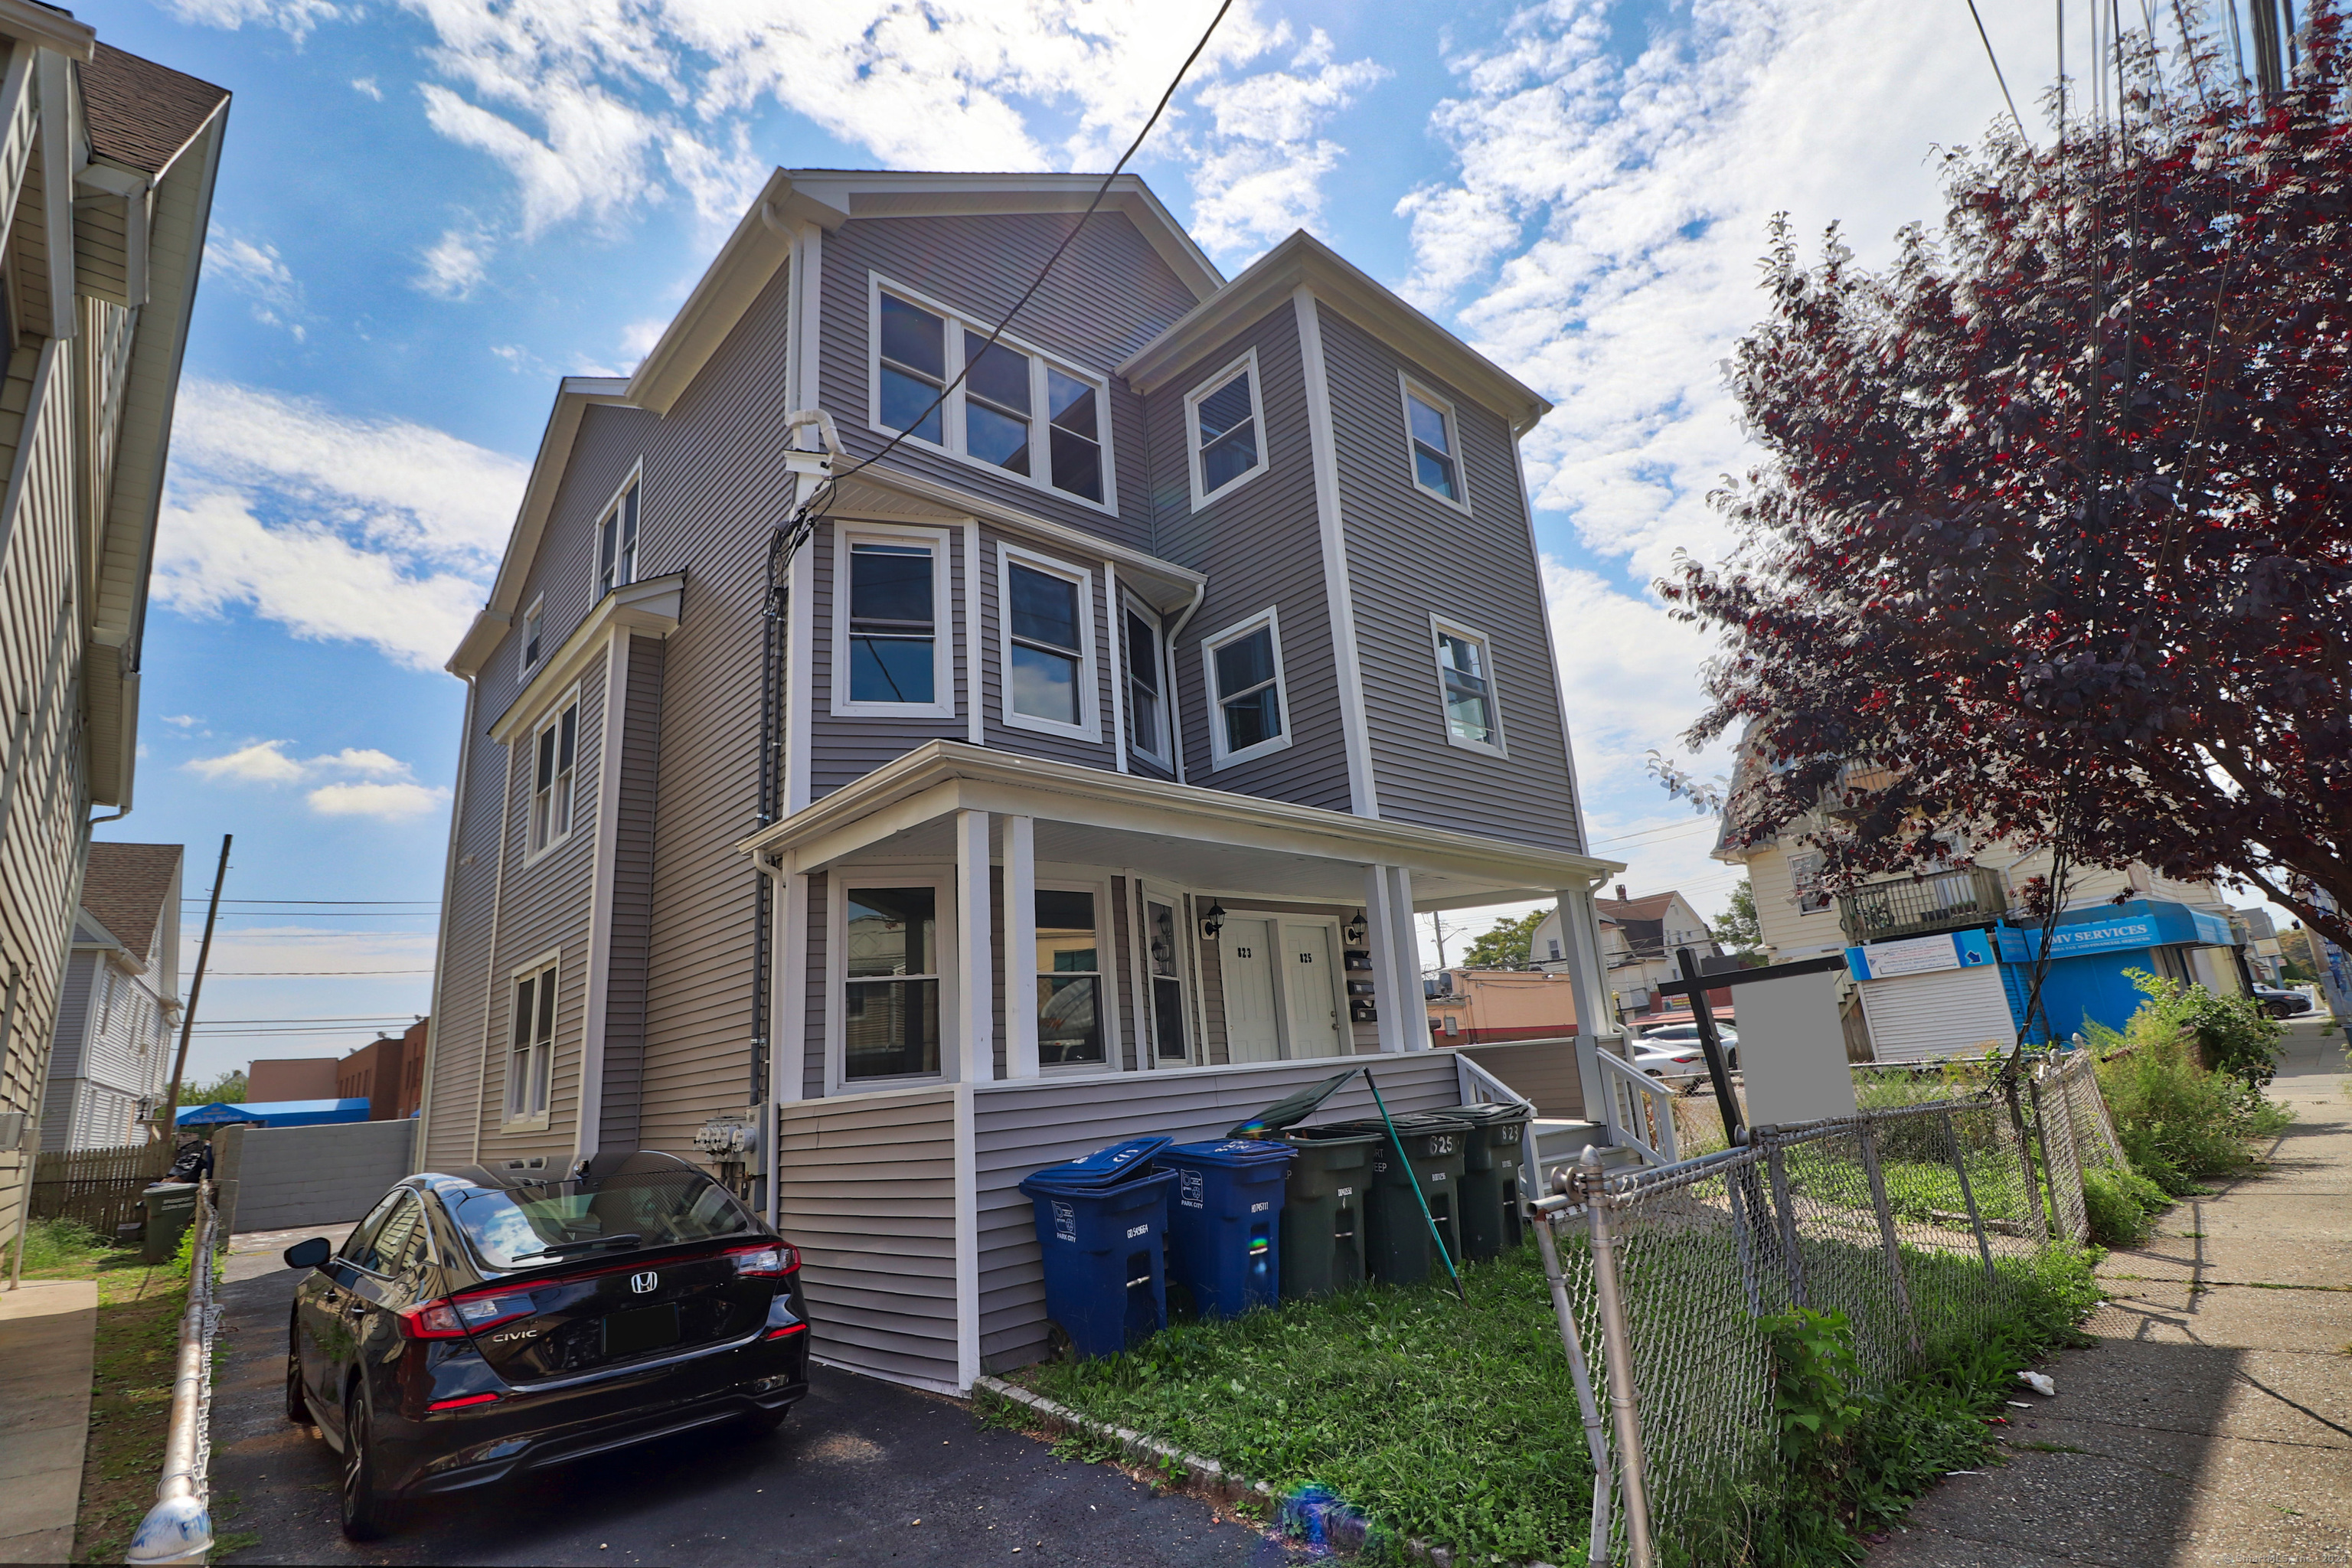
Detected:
left=282, top=1149, right=810, bottom=1539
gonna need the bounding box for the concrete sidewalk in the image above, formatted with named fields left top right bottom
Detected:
left=0, top=1279, right=100, bottom=1563
left=1872, top=1017, right=2352, bottom=1567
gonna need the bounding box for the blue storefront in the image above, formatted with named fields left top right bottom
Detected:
left=1846, top=900, right=2240, bottom=1060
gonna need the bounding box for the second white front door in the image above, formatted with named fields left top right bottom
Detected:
left=1279, top=921, right=1345, bottom=1059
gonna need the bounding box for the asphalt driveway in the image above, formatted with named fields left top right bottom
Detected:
left=211, top=1263, right=1308, bottom=1566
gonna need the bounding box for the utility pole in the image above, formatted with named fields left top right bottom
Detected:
left=160, top=835, right=230, bottom=1140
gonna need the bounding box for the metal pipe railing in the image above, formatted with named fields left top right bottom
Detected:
left=126, top=1181, right=217, bottom=1564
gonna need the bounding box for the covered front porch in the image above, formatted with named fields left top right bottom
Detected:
left=735, top=742, right=1639, bottom=1391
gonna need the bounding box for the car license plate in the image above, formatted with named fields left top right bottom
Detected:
left=603, top=1303, right=680, bottom=1358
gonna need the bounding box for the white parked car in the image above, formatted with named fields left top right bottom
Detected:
left=1633, top=1021, right=1739, bottom=1075
left=1628, top=1040, right=1710, bottom=1091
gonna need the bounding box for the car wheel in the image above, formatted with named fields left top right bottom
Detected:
left=339, top=1389, right=400, bottom=1541
left=284, top=1326, right=307, bottom=1425
left=2265, top=1001, right=2292, bottom=1020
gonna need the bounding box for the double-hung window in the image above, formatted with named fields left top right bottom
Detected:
left=1035, top=887, right=1106, bottom=1068
left=1143, top=893, right=1188, bottom=1063
left=508, top=958, right=557, bottom=1120
left=836, top=528, right=954, bottom=717
left=870, top=280, right=1112, bottom=507
left=1185, top=351, right=1266, bottom=508
left=1402, top=379, right=1468, bottom=509
left=597, top=477, right=640, bottom=598
left=1788, top=851, right=1832, bottom=913
left=842, top=887, right=941, bottom=1081
left=1204, top=609, right=1288, bottom=768
left=529, top=697, right=579, bottom=855
left=520, top=599, right=544, bottom=676
left=1000, top=549, right=1093, bottom=737
left=1123, top=599, right=1169, bottom=766
left=1432, top=617, right=1504, bottom=754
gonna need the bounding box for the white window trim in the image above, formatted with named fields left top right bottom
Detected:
left=831, top=521, right=958, bottom=720
left=595, top=462, right=644, bottom=600
left=1429, top=612, right=1508, bottom=759
left=996, top=543, right=1099, bottom=742
left=518, top=596, right=546, bottom=681
left=864, top=272, right=1119, bottom=515
left=1185, top=349, right=1270, bottom=511
left=826, top=867, right=960, bottom=1095
left=1399, top=374, right=1474, bottom=515
left=1201, top=606, right=1292, bottom=771
left=503, top=949, right=561, bottom=1130
left=522, top=684, right=584, bottom=867
left=1120, top=591, right=1172, bottom=770
left=1032, top=868, right=1121, bottom=1073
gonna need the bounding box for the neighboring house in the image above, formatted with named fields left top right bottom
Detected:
left=335, top=1018, right=426, bottom=1119
left=1710, top=738, right=2246, bottom=1057
left=248, top=1057, right=338, bottom=1102
left=1527, top=887, right=1720, bottom=1020
left=1424, top=966, right=1579, bottom=1044
left=39, top=843, right=181, bottom=1149
left=0, top=21, right=227, bottom=1254
left=420, top=169, right=1632, bottom=1395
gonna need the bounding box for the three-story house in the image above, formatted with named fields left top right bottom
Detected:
left=420, top=171, right=1630, bottom=1393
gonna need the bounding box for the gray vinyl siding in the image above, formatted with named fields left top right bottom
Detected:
left=1316, top=310, right=1583, bottom=853
left=475, top=658, right=605, bottom=1165
left=776, top=1085, right=961, bottom=1390
left=972, top=1053, right=1464, bottom=1371
left=1454, top=1039, right=1584, bottom=1120
left=1145, top=305, right=1354, bottom=813
left=599, top=635, right=665, bottom=1152
left=1192, top=894, right=1227, bottom=1064
left=801, top=870, right=828, bottom=1100
left=424, top=678, right=511, bottom=1170
left=806, top=519, right=970, bottom=798
left=817, top=212, right=1199, bottom=555
left=974, top=525, right=1123, bottom=769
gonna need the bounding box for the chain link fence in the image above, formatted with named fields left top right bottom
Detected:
left=1532, top=1052, right=2123, bottom=1567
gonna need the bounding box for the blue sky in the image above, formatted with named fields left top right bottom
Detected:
left=90, top=0, right=2122, bottom=1082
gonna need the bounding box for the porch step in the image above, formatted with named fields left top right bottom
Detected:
left=1529, top=1119, right=1645, bottom=1188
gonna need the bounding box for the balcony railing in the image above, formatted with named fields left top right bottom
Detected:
left=1836, top=865, right=2010, bottom=944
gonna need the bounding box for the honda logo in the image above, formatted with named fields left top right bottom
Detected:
left=629, top=1271, right=659, bottom=1295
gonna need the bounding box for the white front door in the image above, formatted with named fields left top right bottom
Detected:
left=1279, top=922, right=1345, bottom=1059
left=1222, top=919, right=1281, bottom=1063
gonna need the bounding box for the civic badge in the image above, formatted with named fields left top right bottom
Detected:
left=630, top=1271, right=659, bottom=1295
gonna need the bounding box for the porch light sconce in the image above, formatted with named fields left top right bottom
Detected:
left=1200, top=903, right=1227, bottom=942
left=1344, top=911, right=1369, bottom=946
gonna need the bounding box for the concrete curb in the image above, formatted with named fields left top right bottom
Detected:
left=972, top=1376, right=1560, bottom=1568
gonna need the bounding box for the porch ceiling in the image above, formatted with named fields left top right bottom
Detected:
left=739, top=741, right=1622, bottom=907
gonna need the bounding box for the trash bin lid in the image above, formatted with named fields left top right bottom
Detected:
left=1023, top=1135, right=1174, bottom=1189
left=1159, top=1138, right=1296, bottom=1168
left=1225, top=1067, right=1364, bottom=1138
left=1279, top=1125, right=1383, bottom=1146
left=1020, top=1165, right=1178, bottom=1202
left=1439, top=1101, right=1534, bottom=1125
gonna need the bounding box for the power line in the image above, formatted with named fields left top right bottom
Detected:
left=1966, top=0, right=2033, bottom=140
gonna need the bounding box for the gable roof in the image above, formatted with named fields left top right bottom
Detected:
left=1595, top=891, right=1681, bottom=926
left=1118, top=230, right=1553, bottom=436
left=82, top=841, right=180, bottom=959
left=80, top=43, right=227, bottom=176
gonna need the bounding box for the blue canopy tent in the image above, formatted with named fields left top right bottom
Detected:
left=176, top=1098, right=370, bottom=1128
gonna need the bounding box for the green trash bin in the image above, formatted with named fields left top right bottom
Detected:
left=141, top=1182, right=198, bottom=1265
left=1334, top=1112, right=1471, bottom=1286
left=1271, top=1125, right=1380, bottom=1301
left=1440, top=1102, right=1534, bottom=1262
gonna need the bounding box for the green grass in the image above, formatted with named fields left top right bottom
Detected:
left=1009, top=1240, right=2102, bottom=1566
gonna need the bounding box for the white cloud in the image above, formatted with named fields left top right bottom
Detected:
left=152, top=379, right=526, bottom=669
left=307, top=781, right=452, bottom=821
left=161, top=714, right=203, bottom=729
left=185, top=740, right=308, bottom=784
left=1184, top=29, right=1389, bottom=256
left=618, top=316, right=668, bottom=362
left=207, top=232, right=308, bottom=340
left=309, top=748, right=413, bottom=778
left=162, top=0, right=340, bottom=40
left=351, top=76, right=384, bottom=100
left=416, top=225, right=493, bottom=299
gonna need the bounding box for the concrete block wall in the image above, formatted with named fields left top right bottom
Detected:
left=214, top=1119, right=418, bottom=1236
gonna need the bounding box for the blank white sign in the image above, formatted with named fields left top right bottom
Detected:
left=1736, top=970, right=1857, bottom=1129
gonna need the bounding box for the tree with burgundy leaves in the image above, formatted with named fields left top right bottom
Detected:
left=1663, top=9, right=2352, bottom=953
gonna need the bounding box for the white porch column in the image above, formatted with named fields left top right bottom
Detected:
left=1385, top=865, right=1426, bottom=1050
left=1362, top=864, right=1410, bottom=1053
left=1555, top=880, right=1621, bottom=1117
left=1004, top=815, right=1040, bottom=1078
left=954, top=810, right=994, bottom=1083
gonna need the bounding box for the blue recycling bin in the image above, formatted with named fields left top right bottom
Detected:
left=1155, top=1139, right=1295, bottom=1321
left=1020, top=1138, right=1179, bottom=1359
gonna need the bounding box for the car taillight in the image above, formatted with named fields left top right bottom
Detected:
left=727, top=1242, right=799, bottom=1277
left=427, top=1391, right=502, bottom=1412
left=400, top=1290, right=537, bottom=1340
left=764, top=1322, right=808, bottom=1340
left=1671, top=1054, right=1702, bottom=1063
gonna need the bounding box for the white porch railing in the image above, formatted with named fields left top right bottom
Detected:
left=1596, top=1050, right=1678, bottom=1166
left=1453, top=1050, right=1544, bottom=1197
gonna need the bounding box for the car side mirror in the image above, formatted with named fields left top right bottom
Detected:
left=283, top=1237, right=332, bottom=1270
